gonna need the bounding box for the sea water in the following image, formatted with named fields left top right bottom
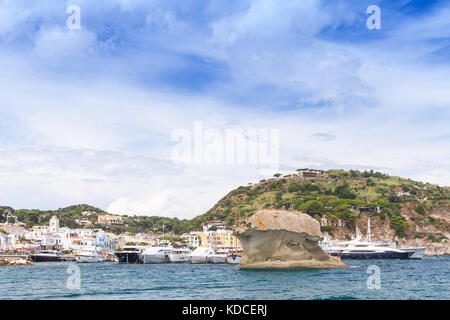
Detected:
left=0, top=256, right=448, bottom=299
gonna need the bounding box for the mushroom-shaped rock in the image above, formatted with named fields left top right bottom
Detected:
left=237, top=209, right=347, bottom=269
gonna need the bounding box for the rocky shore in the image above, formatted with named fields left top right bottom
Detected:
left=0, top=258, right=33, bottom=266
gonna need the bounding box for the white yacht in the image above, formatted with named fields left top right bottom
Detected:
left=321, top=219, right=414, bottom=259
left=333, top=241, right=414, bottom=259
left=75, top=247, right=104, bottom=263
left=168, top=248, right=192, bottom=263
left=208, top=250, right=228, bottom=264
left=141, top=245, right=173, bottom=264
left=189, top=247, right=214, bottom=264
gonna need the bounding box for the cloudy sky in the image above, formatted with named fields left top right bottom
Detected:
left=0, top=0, right=449, bottom=218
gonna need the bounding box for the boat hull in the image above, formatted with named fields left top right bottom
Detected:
left=209, top=255, right=227, bottom=264
left=190, top=256, right=209, bottom=264
left=331, top=251, right=413, bottom=259
left=141, top=254, right=168, bottom=264
left=30, top=255, right=63, bottom=262
left=115, top=252, right=142, bottom=263
left=168, top=254, right=190, bottom=263
left=75, top=255, right=104, bottom=263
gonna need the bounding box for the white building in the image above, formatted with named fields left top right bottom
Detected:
left=0, top=232, right=11, bottom=250
left=50, top=215, right=60, bottom=233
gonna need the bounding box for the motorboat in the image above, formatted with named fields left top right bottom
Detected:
left=189, top=247, right=214, bottom=264
left=114, top=245, right=146, bottom=263
left=208, top=250, right=228, bottom=264
left=168, top=248, right=192, bottom=263
left=141, top=245, right=173, bottom=264
left=30, top=250, right=63, bottom=262
left=75, top=247, right=104, bottom=263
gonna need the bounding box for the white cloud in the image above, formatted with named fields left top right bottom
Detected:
left=0, top=0, right=449, bottom=219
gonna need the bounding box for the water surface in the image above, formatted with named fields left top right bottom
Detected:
left=0, top=256, right=448, bottom=299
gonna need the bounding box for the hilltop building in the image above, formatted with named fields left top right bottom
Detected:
left=97, top=214, right=123, bottom=225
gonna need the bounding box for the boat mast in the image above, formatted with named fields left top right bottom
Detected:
left=367, top=217, right=371, bottom=243
left=235, top=209, right=238, bottom=254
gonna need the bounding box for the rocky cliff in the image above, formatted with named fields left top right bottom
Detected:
left=237, top=209, right=347, bottom=269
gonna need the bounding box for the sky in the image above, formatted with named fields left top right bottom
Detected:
left=0, top=0, right=449, bottom=218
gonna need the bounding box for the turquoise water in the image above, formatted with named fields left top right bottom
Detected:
left=0, top=256, right=448, bottom=299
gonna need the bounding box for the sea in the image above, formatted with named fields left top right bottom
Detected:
left=0, top=256, right=448, bottom=300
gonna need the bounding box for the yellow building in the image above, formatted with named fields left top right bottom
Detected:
left=190, top=230, right=241, bottom=250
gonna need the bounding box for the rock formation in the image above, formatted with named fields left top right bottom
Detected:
left=237, top=209, right=347, bottom=269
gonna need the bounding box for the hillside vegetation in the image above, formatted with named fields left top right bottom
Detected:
left=188, top=169, right=450, bottom=243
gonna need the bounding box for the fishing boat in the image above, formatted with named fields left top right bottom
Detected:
left=75, top=247, right=104, bottom=263
left=168, top=248, right=192, bottom=263
left=30, top=250, right=63, bottom=262
left=189, top=247, right=214, bottom=264
left=208, top=250, right=228, bottom=264
left=141, top=245, right=173, bottom=264
left=114, top=245, right=146, bottom=263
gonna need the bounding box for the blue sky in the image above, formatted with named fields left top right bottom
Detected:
left=0, top=0, right=449, bottom=218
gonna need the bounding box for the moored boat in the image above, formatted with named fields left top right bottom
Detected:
left=168, top=248, right=192, bottom=263
left=189, top=247, right=214, bottom=264
left=75, top=247, right=104, bottom=263
left=329, top=242, right=414, bottom=259
left=141, top=245, right=172, bottom=264
left=114, top=246, right=146, bottom=263
left=208, top=250, right=228, bottom=264
left=30, top=250, right=63, bottom=262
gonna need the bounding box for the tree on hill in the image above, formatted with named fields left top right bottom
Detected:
left=300, top=200, right=324, bottom=217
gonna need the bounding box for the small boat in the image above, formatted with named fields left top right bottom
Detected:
left=114, top=246, right=146, bottom=263
left=208, top=250, right=228, bottom=264
left=75, top=247, right=104, bottom=263
left=141, top=245, right=172, bottom=264
left=226, top=252, right=242, bottom=264
left=168, top=248, right=192, bottom=263
left=30, top=250, right=63, bottom=262
left=189, top=247, right=214, bottom=264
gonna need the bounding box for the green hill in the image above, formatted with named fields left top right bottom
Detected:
left=185, top=169, right=450, bottom=243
